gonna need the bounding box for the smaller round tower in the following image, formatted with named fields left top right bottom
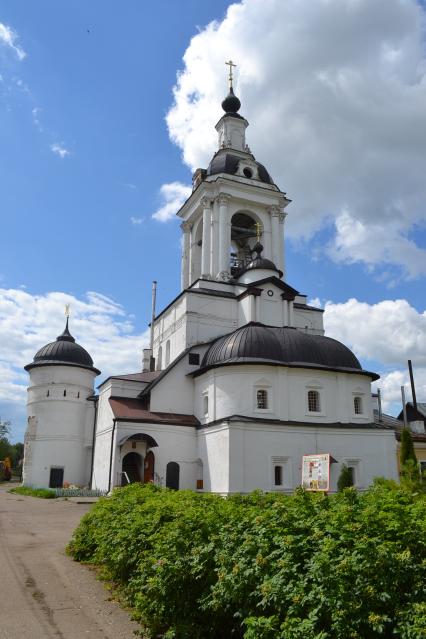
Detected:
left=23, top=319, right=100, bottom=488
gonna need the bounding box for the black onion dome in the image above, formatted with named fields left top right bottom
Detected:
left=206, top=153, right=274, bottom=185
left=200, top=322, right=378, bottom=379
left=241, top=242, right=282, bottom=276
left=25, top=319, right=100, bottom=374
left=221, top=87, right=241, bottom=114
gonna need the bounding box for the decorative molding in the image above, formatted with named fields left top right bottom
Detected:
left=217, top=194, right=231, bottom=206
left=180, top=221, right=192, bottom=232
left=200, top=197, right=211, bottom=209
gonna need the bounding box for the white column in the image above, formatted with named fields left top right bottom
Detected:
left=181, top=222, right=191, bottom=289
left=289, top=300, right=294, bottom=326
left=217, top=194, right=230, bottom=278
left=283, top=300, right=288, bottom=326
left=278, top=209, right=287, bottom=277
left=249, top=294, right=256, bottom=322
left=201, top=197, right=211, bottom=278
left=270, top=206, right=280, bottom=267
left=210, top=199, right=219, bottom=276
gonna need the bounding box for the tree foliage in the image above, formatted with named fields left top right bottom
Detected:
left=400, top=428, right=417, bottom=466
left=337, top=464, right=354, bottom=491
left=68, top=483, right=426, bottom=638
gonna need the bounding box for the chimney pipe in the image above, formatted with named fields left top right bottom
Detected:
left=408, top=359, right=417, bottom=411
left=377, top=388, right=382, bottom=422
left=149, top=281, right=157, bottom=372
left=401, top=386, right=408, bottom=429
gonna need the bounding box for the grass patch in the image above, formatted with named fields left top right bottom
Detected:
left=10, top=486, right=56, bottom=499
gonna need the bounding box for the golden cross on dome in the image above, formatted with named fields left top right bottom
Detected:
left=225, top=59, right=237, bottom=89
left=65, top=304, right=70, bottom=318
left=254, top=221, right=263, bottom=242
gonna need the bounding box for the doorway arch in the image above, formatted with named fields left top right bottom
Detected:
left=122, top=452, right=142, bottom=484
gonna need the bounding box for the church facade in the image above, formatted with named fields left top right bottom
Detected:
left=23, top=84, right=398, bottom=493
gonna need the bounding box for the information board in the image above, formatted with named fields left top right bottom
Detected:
left=301, top=453, right=330, bottom=491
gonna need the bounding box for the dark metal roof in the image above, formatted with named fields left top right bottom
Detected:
left=221, top=87, right=241, bottom=114
left=109, top=397, right=199, bottom=426
left=199, top=414, right=391, bottom=431
left=207, top=152, right=274, bottom=185
left=199, top=322, right=378, bottom=379
left=25, top=319, right=99, bottom=374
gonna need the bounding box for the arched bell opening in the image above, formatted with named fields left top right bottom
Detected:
left=230, top=211, right=262, bottom=275
left=191, top=217, right=203, bottom=283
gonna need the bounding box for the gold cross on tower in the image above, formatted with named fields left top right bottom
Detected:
left=254, top=221, right=263, bottom=242
left=225, top=59, right=237, bottom=89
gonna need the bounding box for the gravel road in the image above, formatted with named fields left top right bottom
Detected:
left=0, top=484, right=141, bottom=638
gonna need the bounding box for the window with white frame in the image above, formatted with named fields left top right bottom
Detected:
left=271, top=456, right=291, bottom=490
left=354, top=396, right=363, bottom=415
left=344, top=459, right=361, bottom=487
left=308, top=389, right=321, bottom=413
left=256, top=389, right=268, bottom=409
left=203, top=394, right=209, bottom=416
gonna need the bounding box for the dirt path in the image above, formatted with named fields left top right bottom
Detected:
left=0, top=485, right=141, bottom=638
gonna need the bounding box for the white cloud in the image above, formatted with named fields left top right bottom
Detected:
left=152, top=181, right=192, bottom=222
left=0, top=287, right=150, bottom=411
left=323, top=297, right=426, bottom=413
left=329, top=209, right=426, bottom=280
left=130, top=216, right=143, bottom=225
left=50, top=142, right=70, bottom=158
left=0, top=23, right=26, bottom=60
left=166, top=0, right=426, bottom=279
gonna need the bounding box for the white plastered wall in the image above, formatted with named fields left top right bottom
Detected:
left=23, top=365, right=97, bottom=488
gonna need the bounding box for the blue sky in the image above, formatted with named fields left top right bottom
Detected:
left=1, top=0, right=425, bottom=441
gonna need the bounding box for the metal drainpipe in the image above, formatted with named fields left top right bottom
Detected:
left=108, top=419, right=117, bottom=493
left=89, top=397, right=98, bottom=488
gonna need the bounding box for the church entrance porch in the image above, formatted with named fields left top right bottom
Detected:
left=122, top=452, right=143, bottom=485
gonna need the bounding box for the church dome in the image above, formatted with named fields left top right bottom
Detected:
left=25, top=319, right=100, bottom=374
left=200, top=322, right=378, bottom=379
left=207, top=152, right=274, bottom=185
left=221, top=87, right=241, bottom=114
left=240, top=242, right=282, bottom=277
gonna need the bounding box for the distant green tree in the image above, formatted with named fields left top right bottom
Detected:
left=337, top=464, right=354, bottom=491
left=400, top=428, right=421, bottom=489
left=400, top=428, right=417, bottom=465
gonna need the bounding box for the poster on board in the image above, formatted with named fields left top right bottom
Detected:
left=301, top=454, right=330, bottom=491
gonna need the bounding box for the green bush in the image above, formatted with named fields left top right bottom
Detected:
left=68, top=483, right=426, bottom=638
left=10, top=486, right=56, bottom=499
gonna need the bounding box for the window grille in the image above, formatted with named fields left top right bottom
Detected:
left=354, top=396, right=362, bottom=414
left=257, top=389, right=268, bottom=409
left=308, top=390, right=320, bottom=412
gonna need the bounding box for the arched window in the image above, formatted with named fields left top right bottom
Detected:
left=354, top=396, right=363, bottom=415
left=63, top=389, right=67, bottom=397
left=165, top=340, right=171, bottom=367
left=257, top=389, right=268, bottom=409
left=308, top=390, right=320, bottom=413
left=203, top=394, right=209, bottom=416
left=157, top=346, right=162, bottom=371
left=46, top=390, right=49, bottom=397
left=166, top=461, right=180, bottom=490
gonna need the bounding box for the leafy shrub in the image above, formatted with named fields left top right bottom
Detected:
left=68, top=483, right=426, bottom=638
left=10, top=486, right=56, bottom=499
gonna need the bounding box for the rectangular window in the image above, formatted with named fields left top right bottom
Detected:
left=274, top=465, right=283, bottom=486
left=203, top=394, right=209, bottom=416
left=308, top=390, right=320, bottom=412
left=257, top=389, right=268, bottom=409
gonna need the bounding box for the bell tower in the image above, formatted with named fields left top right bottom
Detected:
left=178, top=63, right=290, bottom=288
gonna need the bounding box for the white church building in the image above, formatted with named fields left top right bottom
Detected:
left=23, top=82, right=398, bottom=493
